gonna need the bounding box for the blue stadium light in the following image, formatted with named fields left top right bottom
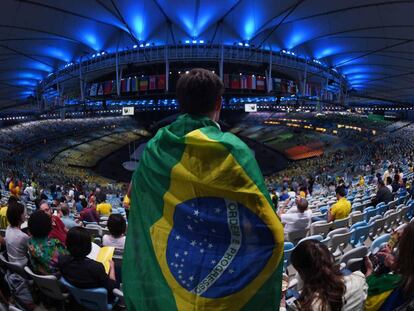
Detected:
left=97, top=52, right=101, bottom=56
left=101, top=51, right=106, bottom=55
left=139, top=43, right=144, bottom=48
left=133, top=44, right=138, bottom=48
left=238, top=42, right=243, bottom=46
left=92, top=54, right=96, bottom=58
left=199, top=40, right=204, bottom=44
left=185, top=40, right=190, bottom=44
left=192, top=40, right=197, bottom=44
left=244, top=43, right=250, bottom=47
left=145, top=43, right=150, bottom=47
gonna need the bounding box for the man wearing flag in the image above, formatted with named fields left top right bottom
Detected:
left=123, top=68, right=284, bottom=311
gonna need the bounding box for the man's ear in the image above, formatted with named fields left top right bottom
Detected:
left=214, top=97, right=222, bottom=112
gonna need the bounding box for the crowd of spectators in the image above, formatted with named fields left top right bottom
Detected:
left=1, top=113, right=414, bottom=310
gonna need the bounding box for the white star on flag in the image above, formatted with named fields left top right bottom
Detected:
left=193, top=210, right=200, bottom=216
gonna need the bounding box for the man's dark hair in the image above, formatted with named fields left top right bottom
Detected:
left=107, top=213, right=126, bottom=238
left=97, top=193, right=107, bottom=204
left=28, top=210, right=52, bottom=238
left=61, top=204, right=70, bottom=216
left=66, top=227, right=91, bottom=258
left=297, top=198, right=309, bottom=213
left=335, top=186, right=346, bottom=198
left=176, top=68, right=224, bottom=114
left=7, top=196, right=18, bottom=207
left=6, top=202, right=25, bottom=227
left=81, top=199, right=88, bottom=209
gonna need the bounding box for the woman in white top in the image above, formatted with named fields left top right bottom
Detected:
left=5, top=202, right=29, bottom=266
left=289, top=240, right=369, bottom=311
left=102, top=213, right=126, bottom=250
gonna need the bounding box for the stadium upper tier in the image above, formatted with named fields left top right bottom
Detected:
left=2, top=0, right=414, bottom=110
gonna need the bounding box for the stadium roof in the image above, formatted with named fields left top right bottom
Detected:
left=1, top=0, right=414, bottom=108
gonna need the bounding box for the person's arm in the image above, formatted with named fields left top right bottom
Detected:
left=108, top=260, right=116, bottom=281
left=327, top=205, right=335, bottom=222
left=327, top=210, right=334, bottom=222
left=278, top=198, right=290, bottom=216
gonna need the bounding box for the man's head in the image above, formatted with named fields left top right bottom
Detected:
left=60, top=203, right=70, bottom=216
left=176, top=68, right=224, bottom=121
left=296, top=198, right=308, bottom=213
left=81, top=199, right=88, bottom=209
left=39, top=201, right=52, bottom=217
left=335, top=186, right=346, bottom=199
left=6, top=202, right=25, bottom=227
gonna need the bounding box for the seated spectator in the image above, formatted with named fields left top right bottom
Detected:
left=60, top=203, right=79, bottom=230
left=270, top=189, right=278, bottom=208
left=358, top=175, right=365, bottom=187
left=5, top=202, right=29, bottom=266
left=383, top=165, right=393, bottom=183
left=28, top=210, right=68, bottom=275
left=103, top=214, right=126, bottom=250
left=76, top=195, right=86, bottom=213
left=298, top=186, right=308, bottom=198
left=279, top=187, right=289, bottom=202
left=96, top=194, right=112, bottom=217
left=328, top=186, right=351, bottom=222
left=58, top=227, right=117, bottom=302
left=23, top=183, right=36, bottom=201
left=80, top=200, right=100, bottom=223
left=39, top=201, right=67, bottom=245
left=372, top=180, right=394, bottom=206
left=391, top=174, right=401, bottom=193
left=0, top=196, right=17, bottom=228
left=374, top=222, right=414, bottom=310
left=289, top=240, right=368, bottom=310
left=386, top=176, right=393, bottom=192
left=278, top=197, right=312, bottom=235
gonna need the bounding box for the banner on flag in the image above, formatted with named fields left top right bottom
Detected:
left=97, top=83, right=103, bottom=95
left=230, top=75, right=240, bottom=89
left=139, top=77, right=148, bottom=91
left=149, top=75, right=156, bottom=90
left=256, top=77, right=265, bottom=91
left=157, top=74, right=166, bottom=90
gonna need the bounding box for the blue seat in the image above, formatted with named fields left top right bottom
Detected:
left=406, top=203, right=414, bottom=221
left=283, top=242, right=295, bottom=272
left=376, top=202, right=386, bottom=209
left=319, top=206, right=328, bottom=215
left=350, top=221, right=372, bottom=248
left=371, top=234, right=390, bottom=253
left=60, top=277, right=118, bottom=311
left=364, top=207, right=376, bottom=222
left=376, top=204, right=388, bottom=216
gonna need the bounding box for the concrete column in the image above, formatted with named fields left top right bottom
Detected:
left=165, top=46, right=169, bottom=92
left=219, top=44, right=224, bottom=79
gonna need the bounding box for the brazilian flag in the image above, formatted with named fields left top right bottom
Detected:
left=123, top=113, right=284, bottom=310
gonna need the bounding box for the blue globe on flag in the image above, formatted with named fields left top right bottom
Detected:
left=166, top=197, right=275, bottom=298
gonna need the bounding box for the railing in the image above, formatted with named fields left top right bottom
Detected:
left=39, top=45, right=346, bottom=92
